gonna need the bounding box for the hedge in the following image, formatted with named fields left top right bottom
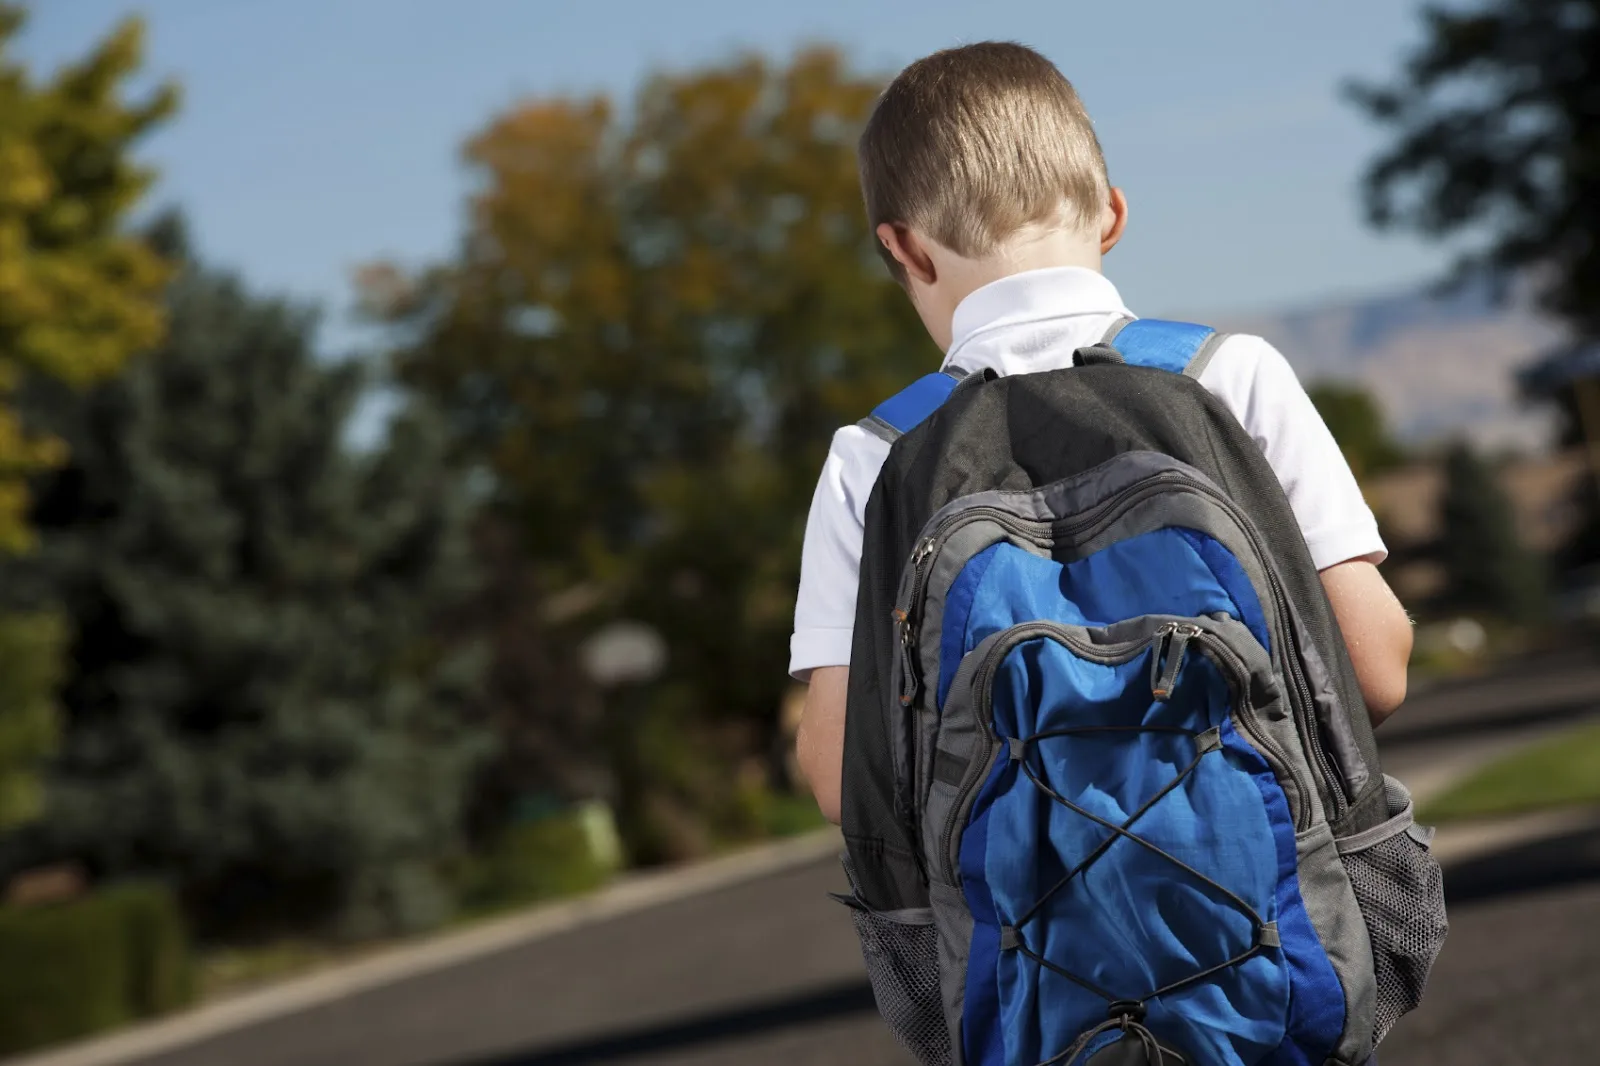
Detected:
left=0, top=883, right=195, bottom=1055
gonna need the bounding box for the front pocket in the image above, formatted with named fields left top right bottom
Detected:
left=832, top=861, right=952, bottom=1066
left=1336, top=775, right=1448, bottom=1045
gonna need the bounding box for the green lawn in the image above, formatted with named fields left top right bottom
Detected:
left=1421, top=719, right=1600, bottom=823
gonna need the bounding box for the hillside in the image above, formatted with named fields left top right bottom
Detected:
left=1209, top=280, right=1567, bottom=451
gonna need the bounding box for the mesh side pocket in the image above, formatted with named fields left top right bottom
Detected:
left=838, top=901, right=952, bottom=1066
left=1337, top=775, right=1448, bottom=1045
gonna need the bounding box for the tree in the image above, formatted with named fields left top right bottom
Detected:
left=1437, top=441, right=1545, bottom=620
left=363, top=49, right=930, bottom=860
left=1307, top=383, right=1406, bottom=484
left=4, top=229, right=488, bottom=939
left=1349, top=0, right=1600, bottom=335
left=0, top=7, right=174, bottom=831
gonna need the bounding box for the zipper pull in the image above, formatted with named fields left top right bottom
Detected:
left=1151, top=623, right=1200, bottom=701
left=896, top=608, right=922, bottom=707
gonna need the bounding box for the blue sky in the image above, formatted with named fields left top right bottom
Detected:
left=19, top=1, right=1452, bottom=353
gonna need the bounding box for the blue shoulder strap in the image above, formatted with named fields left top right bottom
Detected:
left=1102, top=317, right=1228, bottom=377
left=858, top=319, right=1228, bottom=443
left=858, top=366, right=969, bottom=443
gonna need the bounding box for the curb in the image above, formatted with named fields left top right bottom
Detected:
left=1430, top=806, right=1600, bottom=867
left=3, top=827, right=844, bottom=1066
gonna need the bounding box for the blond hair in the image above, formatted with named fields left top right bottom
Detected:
left=859, top=42, right=1110, bottom=281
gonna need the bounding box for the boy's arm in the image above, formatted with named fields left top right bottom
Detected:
left=1319, top=556, right=1413, bottom=724
left=796, top=666, right=848, bottom=824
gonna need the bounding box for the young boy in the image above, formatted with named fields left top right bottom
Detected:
left=790, top=41, right=1412, bottom=825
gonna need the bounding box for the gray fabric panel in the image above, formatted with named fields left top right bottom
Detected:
left=1335, top=778, right=1415, bottom=855
left=1198, top=614, right=1322, bottom=829
left=914, top=520, right=1037, bottom=706
left=920, top=631, right=1004, bottom=885
left=1297, top=820, right=1377, bottom=1066
left=1293, top=613, right=1374, bottom=802
left=914, top=451, right=1206, bottom=531
left=1099, top=315, right=1135, bottom=344
left=930, top=878, right=973, bottom=1066
left=859, top=414, right=901, bottom=444
left=1182, top=330, right=1231, bottom=380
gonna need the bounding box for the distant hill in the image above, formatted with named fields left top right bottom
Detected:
left=1209, top=279, right=1567, bottom=451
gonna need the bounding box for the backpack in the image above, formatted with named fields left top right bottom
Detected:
left=832, top=319, right=1448, bottom=1066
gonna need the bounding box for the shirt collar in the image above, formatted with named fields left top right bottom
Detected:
left=944, top=267, right=1130, bottom=366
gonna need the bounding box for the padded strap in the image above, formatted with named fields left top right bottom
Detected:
left=1102, top=317, right=1229, bottom=378
left=858, top=365, right=970, bottom=443
left=859, top=317, right=1228, bottom=443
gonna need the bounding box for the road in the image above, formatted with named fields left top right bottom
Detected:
left=124, top=652, right=1600, bottom=1066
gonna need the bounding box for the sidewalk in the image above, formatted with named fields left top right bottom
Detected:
left=2, top=829, right=845, bottom=1066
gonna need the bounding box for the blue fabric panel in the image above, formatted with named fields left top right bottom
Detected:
left=870, top=372, right=961, bottom=435
left=973, top=637, right=1288, bottom=1065
left=1177, top=529, right=1271, bottom=652
left=961, top=757, right=1012, bottom=1066
left=1111, top=319, right=1215, bottom=374
left=1217, top=717, right=1346, bottom=1066
left=939, top=545, right=1001, bottom=710
left=952, top=531, right=1241, bottom=655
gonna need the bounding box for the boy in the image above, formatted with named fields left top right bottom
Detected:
left=790, top=41, right=1412, bottom=825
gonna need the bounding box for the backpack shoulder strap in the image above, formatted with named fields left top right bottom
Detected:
left=858, top=365, right=971, bottom=444
left=1100, top=316, right=1231, bottom=378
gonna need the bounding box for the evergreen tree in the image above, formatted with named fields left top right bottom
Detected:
left=7, top=232, right=487, bottom=938
left=0, top=7, right=174, bottom=830
left=1437, top=441, right=1545, bottom=620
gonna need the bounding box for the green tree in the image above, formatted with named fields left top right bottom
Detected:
left=5, top=229, right=488, bottom=939
left=363, top=49, right=929, bottom=861
left=1307, top=382, right=1406, bottom=485
left=1437, top=441, right=1545, bottom=620
left=1349, top=0, right=1600, bottom=335
left=0, top=7, right=174, bottom=831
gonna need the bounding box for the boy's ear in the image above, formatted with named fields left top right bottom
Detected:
left=876, top=223, right=938, bottom=287
left=1100, top=188, right=1129, bottom=255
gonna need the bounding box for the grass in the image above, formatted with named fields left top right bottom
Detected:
left=1420, top=719, right=1600, bottom=823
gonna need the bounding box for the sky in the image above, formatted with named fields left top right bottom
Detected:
left=17, top=1, right=1454, bottom=355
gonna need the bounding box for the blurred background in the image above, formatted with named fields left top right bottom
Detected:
left=0, top=1, right=1597, bottom=1064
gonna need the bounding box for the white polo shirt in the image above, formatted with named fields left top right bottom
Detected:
left=789, top=266, right=1385, bottom=680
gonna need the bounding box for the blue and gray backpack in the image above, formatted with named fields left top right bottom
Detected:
left=833, top=319, right=1448, bottom=1066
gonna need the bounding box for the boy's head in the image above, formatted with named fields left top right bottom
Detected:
left=860, top=42, right=1127, bottom=349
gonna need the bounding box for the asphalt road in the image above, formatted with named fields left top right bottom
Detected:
left=123, top=652, right=1600, bottom=1066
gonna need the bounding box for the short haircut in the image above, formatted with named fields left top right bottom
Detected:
left=859, top=42, right=1110, bottom=282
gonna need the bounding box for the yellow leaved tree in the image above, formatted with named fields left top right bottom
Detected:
left=0, top=5, right=175, bottom=829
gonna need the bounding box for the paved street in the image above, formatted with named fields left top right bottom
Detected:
left=116, top=651, right=1600, bottom=1066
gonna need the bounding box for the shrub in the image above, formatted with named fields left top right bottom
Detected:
left=456, top=813, right=613, bottom=916
left=0, top=883, right=194, bottom=1055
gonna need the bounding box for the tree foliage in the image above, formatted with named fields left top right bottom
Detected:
left=1349, top=0, right=1600, bottom=334
left=364, top=49, right=930, bottom=859
left=1306, top=382, right=1406, bottom=485
left=4, top=232, right=488, bottom=939
left=0, top=6, right=173, bottom=834
left=1437, top=441, right=1545, bottom=619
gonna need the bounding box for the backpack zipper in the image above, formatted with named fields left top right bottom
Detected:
left=938, top=619, right=1310, bottom=884
left=900, top=470, right=1348, bottom=821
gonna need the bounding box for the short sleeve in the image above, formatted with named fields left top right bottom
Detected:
left=789, top=427, right=890, bottom=680
left=1197, top=335, right=1387, bottom=570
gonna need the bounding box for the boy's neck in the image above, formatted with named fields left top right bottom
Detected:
left=922, top=226, right=1103, bottom=351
